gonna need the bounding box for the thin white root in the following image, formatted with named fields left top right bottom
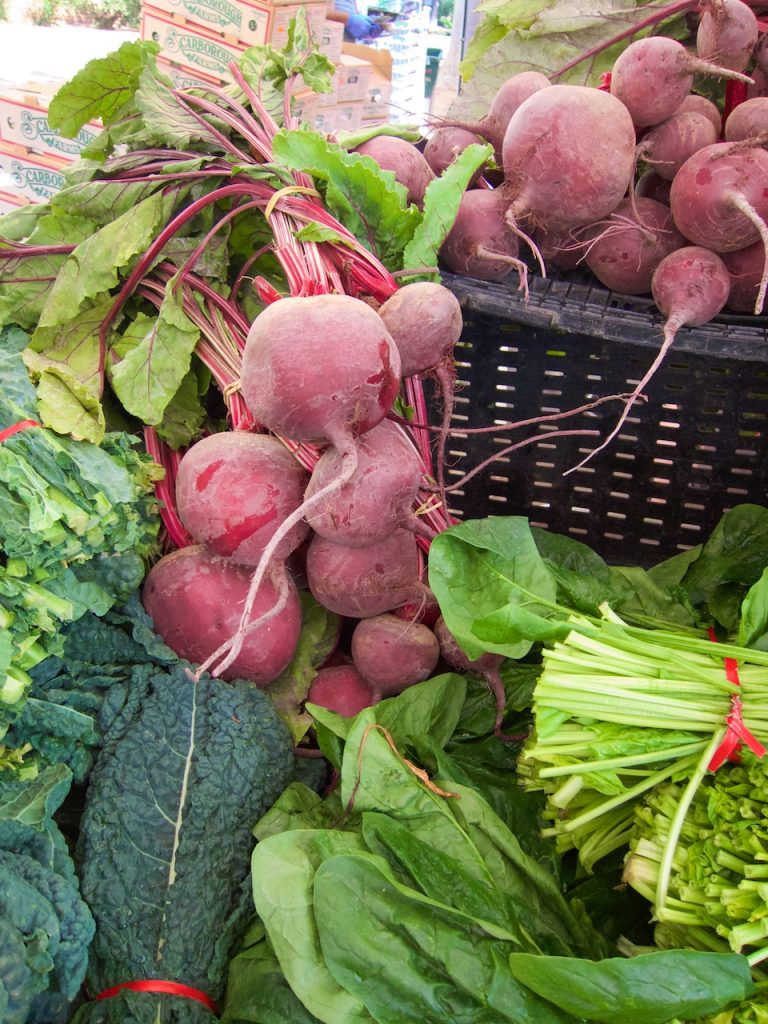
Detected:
left=563, top=320, right=679, bottom=475
left=730, top=190, right=768, bottom=314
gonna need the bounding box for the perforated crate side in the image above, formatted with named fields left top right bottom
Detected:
left=440, top=273, right=768, bottom=566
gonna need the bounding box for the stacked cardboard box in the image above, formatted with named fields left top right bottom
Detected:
left=139, top=0, right=391, bottom=130
left=343, top=42, right=392, bottom=128
left=0, top=85, right=100, bottom=208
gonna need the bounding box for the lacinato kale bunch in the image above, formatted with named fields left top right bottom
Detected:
left=71, top=653, right=297, bottom=1024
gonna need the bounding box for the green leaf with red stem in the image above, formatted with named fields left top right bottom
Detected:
left=265, top=592, right=342, bottom=745
left=108, top=276, right=200, bottom=426
left=0, top=248, right=69, bottom=332
left=134, top=66, right=240, bottom=152
left=37, top=188, right=180, bottom=330
left=257, top=7, right=335, bottom=95
left=272, top=127, right=421, bottom=271
left=47, top=39, right=161, bottom=138
left=0, top=203, right=47, bottom=242
left=52, top=166, right=205, bottom=227
left=454, top=0, right=693, bottom=121
left=294, top=222, right=351, bottom=245
left=154, top=367, right=208, bottom=449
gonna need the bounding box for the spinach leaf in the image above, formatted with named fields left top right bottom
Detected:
left=506, top=949, right=755, bottom=1024
left=314, top=853, right=576, bottom=1024
left=739, top=569, right=768, bottom=650
left=222, top=918, right=322, bottom=1024
left=250, top=829, right=374, bottom=1024
left=428, top=517, right=565, bottom=660
left=679, top=505, right=768, bottom=610
left=310, top=672, right=466, bottom=769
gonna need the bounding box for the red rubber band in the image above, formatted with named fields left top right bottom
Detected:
left=93, top=979, right=218, bottom=1014
left=707, top=627, right=767, bottom=771
left=0, top=419, right=40, bottom=443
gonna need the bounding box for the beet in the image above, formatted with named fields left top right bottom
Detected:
left=353, top=135, right=435, bottom=207
left=697, top=0, right=759, bottom=73
left=440, top=188, right=529, bottom=284
left=722, top=241, right=767, bottom=312
left=423, top=126, right=487, bottom=180
left=142, top=545, right=302, bottom=686
left=502, top=84, right=636, bottom=233
left=305, top=527, right=424, bottom=619
left=175, top=431, right=309, bottom=565
left=303, top=419, right=424, bottom=548
left=583, top=197, right=685, bottom=295
left=611, top=35, right=751, bottom=128
left=637, top=110, right=719, bottom=181
left=307, top=664, right=379, bottom=716
left=724, top=96, right=768, bottom=141
left=350, top=613, right=440, bottom=695
left=673, top=93, right=723, bottom=135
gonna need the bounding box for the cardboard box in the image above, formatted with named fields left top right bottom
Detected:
left=318, top=18, right=343, bottom=62
left=142, top=0, right=326, bottom=50
left=343, top=42, right=392, bottom=121
left=0, top=88, right=101, bottom=162
left=156, top=56, right=225, bottom=90
left=142, top=8, right=247, bottom=80
left=0, top=141, right=68, bottom=203
left=292, top=89, right=321, bottom=122
left=0, top=189, right=29, bottom=214
left=333, top=53, right=371, bottom=103
left=307, top=105, right=338, bottom=133
left=334, top=98, right=364, bottom=131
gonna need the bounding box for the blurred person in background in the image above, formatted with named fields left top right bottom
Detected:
left=327, top=0, right=385, bottom=41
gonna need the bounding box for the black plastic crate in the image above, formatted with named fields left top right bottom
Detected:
left=439, top=271, right=768, bottom=566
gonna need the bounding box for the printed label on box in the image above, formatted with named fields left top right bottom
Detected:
left=318, top=18, right=343, bottom=62
left=334, top=99, right=363, bottom=131
left=270, top=3, right=326, bottom=48
left=142, top=9, right=246, bottom=77
left=0, top=145, right=67, bottom=202
left=334, top=54, right=372, bottom=103
left=164, top=0, right=245, bottom=31
left=143, top=0, right=325, bottom=49
left=0, top=93, right=100, bottom=161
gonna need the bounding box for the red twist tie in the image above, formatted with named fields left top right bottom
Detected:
left=93, top=979, right=218, bottom=1014
left=0, top=419, right=40, bottom=443
left=707, top=626, right=767, bottom=771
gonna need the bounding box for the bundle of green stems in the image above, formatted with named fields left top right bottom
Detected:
left=625, top=752, right=768, bottom=967
left=519, top=617, right=768, bottom=871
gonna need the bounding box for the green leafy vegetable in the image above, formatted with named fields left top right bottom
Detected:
left=505, top=949, right=754, bottom=1024
left=0, top=766, right=95, bottom=1024
left=0, top=327, right=160, bottom=751
left=625, top=752, right=768, bottom=968
left=47, top=39, right=161, bottom=137
left=244, top=685, right=750, bottom=1024
left=401, top=142, right=493, bottom=279
left=452, top=0, right=693, bottom=121
left=271, top=128, right=421, bottom=270
left=73, top=656, right=297, bottom=1023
